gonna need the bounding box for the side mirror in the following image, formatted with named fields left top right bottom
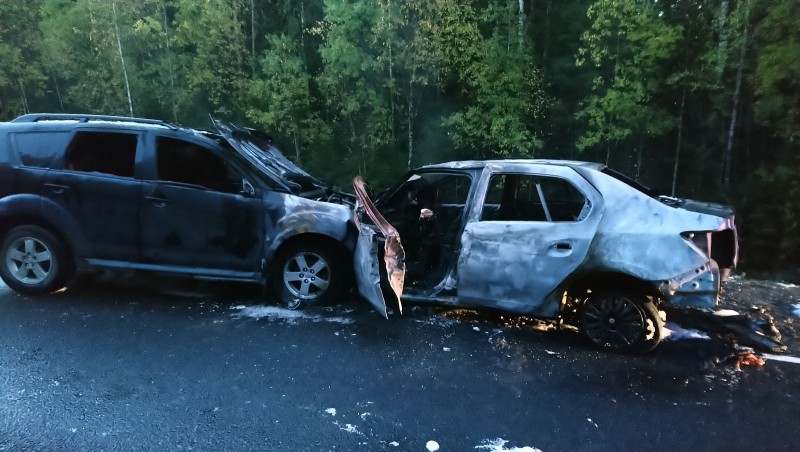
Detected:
left=240, top=179, right=256, bottom=197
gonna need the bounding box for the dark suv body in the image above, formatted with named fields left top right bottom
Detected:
left=0, top=114, right=355, bottom=306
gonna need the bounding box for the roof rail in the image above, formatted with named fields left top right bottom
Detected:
left=11, top=113, right=178, bottom=130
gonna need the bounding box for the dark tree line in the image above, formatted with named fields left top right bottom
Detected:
left=1, top=0, right=797, bottom=271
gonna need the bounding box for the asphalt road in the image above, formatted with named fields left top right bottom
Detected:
left=1, top=276, right=799, bottom=451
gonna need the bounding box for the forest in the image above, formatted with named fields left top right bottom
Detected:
left=0, top=0, right=797, bottom=272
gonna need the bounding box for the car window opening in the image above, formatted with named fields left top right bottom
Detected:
left=64, top=131, right=136, bottom=177
left=379, top=172, right=472, bottom=291
left=156, top=137, right=242, bottom=193
left=482, top=174, right=588, bottom=222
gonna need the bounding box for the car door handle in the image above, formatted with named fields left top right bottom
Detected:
left=145, top=195, right=170, bottom=207
left=555, top=243, right=572, bottom=250
left=44, top=183, right=70, bottom=194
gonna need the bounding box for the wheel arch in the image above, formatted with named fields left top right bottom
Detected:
left=566, top=271, right=661, bottom=301
left=0, top=214, right=76, bottom=267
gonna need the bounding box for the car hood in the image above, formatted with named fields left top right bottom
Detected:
left=211, top=118, right=331, bottom=197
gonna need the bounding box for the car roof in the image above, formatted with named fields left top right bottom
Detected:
left=420, top=159, right=606, bottom=171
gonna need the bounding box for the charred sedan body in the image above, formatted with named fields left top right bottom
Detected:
left=0, top=114, right=355, bottom=308
left=352, top=160, right=738, bottom=351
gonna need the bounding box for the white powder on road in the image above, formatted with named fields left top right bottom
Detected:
left=230, top=305, right=353, bottom=325
left=664, top=322, right=711, bottom=341
left=475, top=438, right=542, bottom=452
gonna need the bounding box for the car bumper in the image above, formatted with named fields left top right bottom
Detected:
left=658, top=260, right=721, bottom=309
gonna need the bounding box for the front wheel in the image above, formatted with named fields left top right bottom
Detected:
left=1, top=225, right=72, bottom=295
left=580, top=291, right=663, bottom=352
left=271, top=241, right=348, bottom=309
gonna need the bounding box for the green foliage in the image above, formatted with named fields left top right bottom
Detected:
left=575, top=0, right=680, bottom=159
left=245, top=34, right=331, bottom=167
left=1, top=0, right=798, bottom=270
left=753, top=0, right=800, bottom=143
left=443, top=0, right=547, bottom=158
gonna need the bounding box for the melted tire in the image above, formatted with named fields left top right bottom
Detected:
left=580, top=291, right=664, bottom=352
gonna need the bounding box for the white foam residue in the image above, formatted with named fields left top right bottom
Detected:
left=325, top=408, right=337, bottom=416
left=475, top=438, right=542, bottom=452
left=761, top=353, right=800, bottom=365
left=791, top=303, right=800, bottom=317
left=340, top=423, right=362, bottom=435
left=664, top=322, right=711, bottom=341
left=713, top=309, right=740, bottom=317
left=389, top=441, right=399, bottom=447
left=360, top=412, right=371, bottom=420
left=776, top=282, right=798, bottom=289
left=426, top=440, right=440, bottom=451
left=230, top=305, right=353, bottom=325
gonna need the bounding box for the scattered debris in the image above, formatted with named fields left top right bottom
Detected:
left=229, top=305, right=353, bottom=325
left=442, top=347, right=451, bottom=352
left=587, top=418, right=599, bottom=428
left=389, top=441, right=399, bottom=447
left=544, top=350, right=560, bottom=356
left=760, top=353, right=800, bottom=365
left=663, top=322, right=711, bottom=341
left=426, top=440, right=440, bottom=451
left=324, top=408, right=336, bottom=416
left=473, top=326, right=481, bottom=332
left=475, top=438, right=542, bottom=452
left=663, top=306, right=785, bottom=352
left=735, top=352, right=766, bottom=371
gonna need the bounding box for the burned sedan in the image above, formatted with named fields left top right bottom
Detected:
left=352, top=160, right=738, bottom=351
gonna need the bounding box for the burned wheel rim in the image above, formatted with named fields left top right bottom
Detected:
left=582, top=293, right=649, bottom=350
left=282, top=251, right=331, bottom=301
left=4, top=236, right=54, bottom=286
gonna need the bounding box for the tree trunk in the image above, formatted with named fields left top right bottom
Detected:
left=542, top=0, right=551, bottom=60
left=716, top=0, right=730, bottom=81
left=292, top=128, right=302, bottom=165
left=250, top=0, right=256, bottom=78
left=517, top=0, right=525, bottom=49
left=17, top=79, right=29, bottom=114
left=51, top=71, right=65, bottom=112
left=407, top=80, right=414, bottom=170
left=722, top=0, right=750, bottom=187
left=111, top=0, right=134, bottom=117
left=671, top=86, right=687, bottom=197
left=162, top=0, right=178, bottom=123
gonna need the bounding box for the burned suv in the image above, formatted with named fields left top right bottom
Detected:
left=0, top=114, right=356, bottom=307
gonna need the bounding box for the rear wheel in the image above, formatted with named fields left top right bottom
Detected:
left=580, top=291, right=663, bottom=352
left=271, top=241, right=348, bottom=309
left=0, top=225, right=72, bottom=295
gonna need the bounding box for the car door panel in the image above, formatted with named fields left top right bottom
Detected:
left=457, top=166, right=603, bottom=316
left=140, top=181, right=263, bottom=271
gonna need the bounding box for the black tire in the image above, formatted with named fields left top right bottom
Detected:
left=271, top=240, right=348, bottom=309
left=580, top=291, right=664, bottom=352
left=0, top=225, right=72, bottom=295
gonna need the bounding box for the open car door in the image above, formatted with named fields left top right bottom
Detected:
left=352, top=176, right=406, bottom=318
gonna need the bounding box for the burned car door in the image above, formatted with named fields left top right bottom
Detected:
left=456, top=165, right=602, bottom=316
left=352, top=176, right=405, bottom=318
left=140, top=135, right=263, bottom=273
